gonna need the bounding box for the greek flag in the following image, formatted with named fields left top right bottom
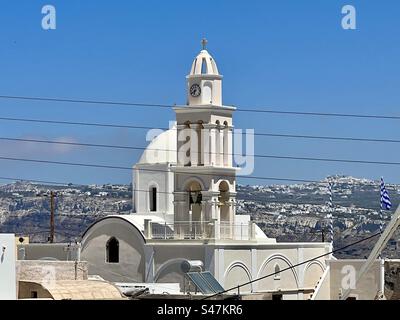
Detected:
left=380, top=177, right=392, bottom=210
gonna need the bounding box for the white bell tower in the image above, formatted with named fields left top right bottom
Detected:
left=172, top=40, right=238, bottom=239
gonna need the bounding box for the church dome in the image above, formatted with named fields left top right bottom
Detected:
left=189, top=49, right=219, bottom=76
left=138, top=126, right=177, bottom=165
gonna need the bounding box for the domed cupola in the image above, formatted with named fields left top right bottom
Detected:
left=186, top=39, right=223, bottom=107
left=189, top=48, right=219, bottom=76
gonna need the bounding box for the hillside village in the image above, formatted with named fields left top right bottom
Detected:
left=1, top=175, right=399, bottom=259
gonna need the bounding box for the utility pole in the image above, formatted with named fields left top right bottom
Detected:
left=37, top=190, right=57, bottom=243
left=49, top=191, right=55, bottom=243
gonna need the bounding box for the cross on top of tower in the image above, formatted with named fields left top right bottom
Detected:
left=201, top=38, right=208, bottom=50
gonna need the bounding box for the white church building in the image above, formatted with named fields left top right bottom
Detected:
left=81, top=42, right=331, bottom=299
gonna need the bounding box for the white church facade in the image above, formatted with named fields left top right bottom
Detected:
left=81, top=42, right=331, bottom=299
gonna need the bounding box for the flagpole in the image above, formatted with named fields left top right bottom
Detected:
left=379, top=177, right=392, bottom=259
left=328, top=181, right=334, bottom=243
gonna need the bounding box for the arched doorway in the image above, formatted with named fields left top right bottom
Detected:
left=184, top=180, right=204, bottom=238
left=187, top=181, right=202, bottom=222
left=218, top=181, right=231, bottom=239
left=106, top=237, right=119, bottom=263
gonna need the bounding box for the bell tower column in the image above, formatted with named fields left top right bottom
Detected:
left=201, top=124, right=212, bottom=166
left=223, top=125, right=233, bottom=167
left=190, top=123, right=200, bottom=166
left=172, top=40, right=238, bottom=241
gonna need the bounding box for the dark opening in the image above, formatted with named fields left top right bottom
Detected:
left=272, top=293, right=283, bottom=301
left=189, top=191, right=202, bottom=205
left=150, top=187, right=157, bottom=212
left=346, top=296, right=357, bottom=300
left=106, top=237, right=119, bottom=263
left=31, top=291, right=38, bottom=298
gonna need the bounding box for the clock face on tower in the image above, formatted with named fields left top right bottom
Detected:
left=190, top=84, right=201, bottom=97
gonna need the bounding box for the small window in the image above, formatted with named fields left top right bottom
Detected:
left=274, top=264, right=281, bottom=280
left=150, top=187, right=157, bottom=212
left=31, top=291, right=38, bottom=298
left=106, top=237, right=119, bottom=263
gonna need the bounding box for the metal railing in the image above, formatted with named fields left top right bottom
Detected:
left=148, top=221, right=254, bottom=241
left=219, top=222, right=252, bottom=240
left=151, top=221, right=213, bottom=240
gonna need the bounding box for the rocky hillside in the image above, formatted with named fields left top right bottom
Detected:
left=236, top=175, right=400, bottom=258
left=0, top=182, right=132, bottom=242
left=0, top=175, right=399, bottom=259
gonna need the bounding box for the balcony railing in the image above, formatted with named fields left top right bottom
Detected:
left=145, top=220, right=255, bottom=241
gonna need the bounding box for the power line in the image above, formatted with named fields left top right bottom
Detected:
left=0, top=95, right=173, bottom=109
left=2, top=136, right=400, bottom=162
left=0, top=116, right=160, bottom=130
left=236, top=108, right=400, bottom=120
left=1, top=116, right=400, bottom=145
left=1, top=150, right=400, bottom=183
left=202, top=231, right=381, bottom=299
left=0, top=155, right=371, bottom=186
left=254, top=154, right=400, bottom=166
left=1, top=94, right=400, bottom=120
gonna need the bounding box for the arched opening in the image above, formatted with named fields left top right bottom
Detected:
left=201, top=58, right=208, bottom=74
left=183, top=180, right=204, bottom=239
left=219, top=181, right=230, bottom=222
left=257, top=256, right=299, bottom=292
left=218, top=181, right=231, bottom=238
left=203, top=81, right=212, bottom=104
left=149, top=186, right=157, bottom=212
left=187, top=181, right=202, bottom=223
left=106, top=237, right=119, bottom=263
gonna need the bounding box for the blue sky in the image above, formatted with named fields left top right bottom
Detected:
left=0, top=0, right=399, bottom=185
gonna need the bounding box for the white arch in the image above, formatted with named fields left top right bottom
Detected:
left=183, top=176, right=206, bottom=191
left=216, top=179, right=233, bottom=192
left=257, top=253, right=299, bottom=288
left=224, top=261, right=253, bottom=292
left=304, top=259, right=326, bottom=273
left=203, top=81, right=213, bottom=104
left=304, top=260, right=326, bottom=275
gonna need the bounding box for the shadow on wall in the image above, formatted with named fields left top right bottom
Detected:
left=154, top=258, right=187, bottom=291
